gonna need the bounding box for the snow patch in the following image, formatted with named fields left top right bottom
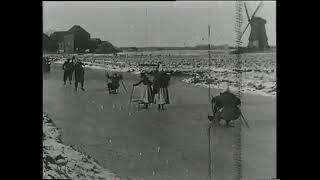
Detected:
left=43, top=113, right=121, bottom=180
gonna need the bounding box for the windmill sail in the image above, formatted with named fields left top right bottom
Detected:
left=244, top=3, right=251, bottom=23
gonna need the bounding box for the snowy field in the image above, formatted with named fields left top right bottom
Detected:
left=45, top=50, right=276, bottom=97
left=43, top=113, right=121, bottom=180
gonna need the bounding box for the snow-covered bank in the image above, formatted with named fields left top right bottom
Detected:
left=182, top=77, right=276, bottom=97
left=43, top=113, right=121, bottom=180
left=182, top=67, right=276, bottom=97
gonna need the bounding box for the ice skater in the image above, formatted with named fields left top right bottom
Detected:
left=62, top=58, right=73, bottom=85
left=210, top=83, right=241, bottom=127
left=153, top=65, right=170, bottom=110
left=133, top=72, right=153, bottom=109
left=74, top=60, right=85, bottom=91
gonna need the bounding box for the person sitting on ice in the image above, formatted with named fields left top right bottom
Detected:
left=133, top=72, right=153, bottom=109
left=106, top=73, right=123, bottom=94
left=210, top=83, right=241, bottom=127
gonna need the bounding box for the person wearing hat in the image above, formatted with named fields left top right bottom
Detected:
left=153, top=65, right=170, bottom=110
left=210, top=82, right=241, bottom=127
left=74, top=60, right=85, bottom=91
left=133, top=72, right=153, bottom=109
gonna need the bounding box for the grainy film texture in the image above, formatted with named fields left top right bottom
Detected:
left=43, top=1, right=276, bottom=180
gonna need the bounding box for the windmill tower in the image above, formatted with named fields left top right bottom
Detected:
left=242, top=1, right=270, bottom=50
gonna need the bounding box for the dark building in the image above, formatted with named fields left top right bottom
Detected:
left=89, top=38, right=102, bottom=52
left=50, top=31, right=69, bottom=53
left=45, top=25, right=121, bottom=54
left=50, top=31, right=69, bottom=43
left=49, top=25, right=91, bottom=53
left=67, top=25, right=91, bottom=53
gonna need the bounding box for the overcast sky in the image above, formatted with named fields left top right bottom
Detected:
left=43, top=1, right=276, bottom=47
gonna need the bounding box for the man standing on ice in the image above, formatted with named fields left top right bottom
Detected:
left=62, top=58, right=73, bottom=85
left=74, top=60, right=85, bottom=91
left=210, top=83, right=241, bottom=127
left=69, top=56, right=76, bottom=80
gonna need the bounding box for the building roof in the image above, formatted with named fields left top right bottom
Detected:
left=68, top=25, right=90, bottom=35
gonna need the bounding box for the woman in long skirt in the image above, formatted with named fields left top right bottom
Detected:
left=133, top=73, right=153, bottom=109
left=153, top=65, right=170, bottom=110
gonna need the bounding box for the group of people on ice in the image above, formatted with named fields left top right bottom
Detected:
left=62, top=56, right=86, bottom=91
left=133, top=64, right=170, bottom=110
left=60, top=57, right=243, bottom=125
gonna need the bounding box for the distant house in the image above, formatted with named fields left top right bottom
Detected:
left=49, top=25, right=91, bottom=53
left=67, top=25, right=91, bottom=53
left=45, top=25, right=121, bottom=54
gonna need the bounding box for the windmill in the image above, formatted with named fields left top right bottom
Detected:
left=241, top=1, right=269, bottom=51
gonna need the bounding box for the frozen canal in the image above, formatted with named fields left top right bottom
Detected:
left=43, top=63, right=276, bottom=180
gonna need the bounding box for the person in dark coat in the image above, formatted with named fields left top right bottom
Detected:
left=153, top=65, right=170, bottom=110
left=210, top=84, right=241, bottom=127
left=62, top=59, right=73, bottom=85
left=106, top=73, right=123, bottom=94
left=133, top=73, right=153, bottom=109
left=74, top=60, right=85, bottom=91
left=69, top=56, right=75, bottom=81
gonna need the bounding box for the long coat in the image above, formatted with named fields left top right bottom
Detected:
left=152, top=72, right=170, bottom=104
left=74, top=63, right=85, bottom=82
left=134, top=77, right=153, bottom=103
